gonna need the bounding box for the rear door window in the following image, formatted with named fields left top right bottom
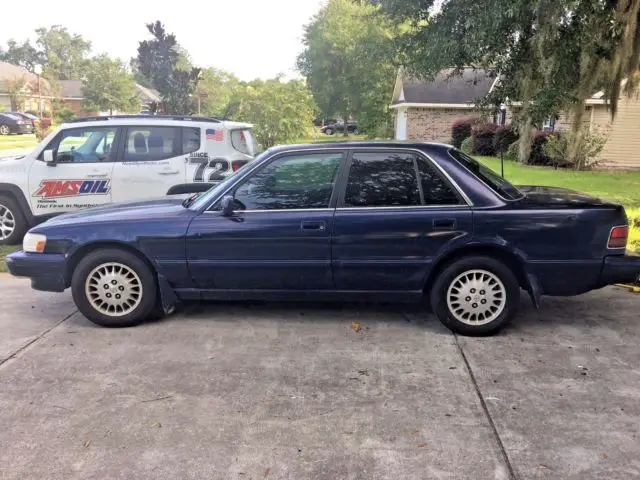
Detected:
left=344, top=152, right=421, bottom=207
left=231, top=129, right=259, bottom=156
left=182, top=127, right=201, bottom=154
left=124, top=126, right=180, bottom=161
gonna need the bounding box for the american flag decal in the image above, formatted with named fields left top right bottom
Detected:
left=206, top=128, right=224, bottom=141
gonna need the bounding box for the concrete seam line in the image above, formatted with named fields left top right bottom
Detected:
left=455, top=335, right=518, bottom=480
left=0, top=310, right=77, bottom=370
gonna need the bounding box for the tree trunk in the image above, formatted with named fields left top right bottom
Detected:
left=343, top=115, right=349, bottom=137
left=518, top=118, right=533, bottom=164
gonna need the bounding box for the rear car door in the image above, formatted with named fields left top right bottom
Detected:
left=28, top=126, right=118, bottom=215
left=110, top=125, right=192, bottom=202
left=332, top=149, right=473, bottom=291
left=186, top=150, right=345, bottom=290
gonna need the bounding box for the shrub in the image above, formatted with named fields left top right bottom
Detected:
left=451, top=117, right=476, bottom=148
left=543, top=129, right=607, bottom=170
left=493, top=124, right=518, bottom=154
left=528, top=130, right=555, bottom=166
left=460, top=136, right=474, bottom=154
left=53, top=107, right=76, bottom=124
left=472, top=123, right=499, bottom=156
left=505, top=140, right=520, bottom=161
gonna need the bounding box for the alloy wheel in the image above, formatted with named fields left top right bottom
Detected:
left=0, top=204, right=15, bottom=240
left=85, top=262, right=143, bottom=317
left=446, top=269, right=507, bottom=326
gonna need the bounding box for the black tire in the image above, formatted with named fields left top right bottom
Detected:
left=430, top=255, right=520, bottom=336
left=324, top=128, right=334, bottom=135
left=71, top=248, right=158, bottom=328
left=353, top=128, right=361, bottom=135
left=0, top=194, right=28, bottom=245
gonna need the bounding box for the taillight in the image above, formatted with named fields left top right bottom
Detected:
left=608, top=225, right=629, bottom=249
left=232, top=160, right=247, bottom=172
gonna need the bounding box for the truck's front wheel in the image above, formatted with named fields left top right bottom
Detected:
left=0, top=195, right=27, bottom=245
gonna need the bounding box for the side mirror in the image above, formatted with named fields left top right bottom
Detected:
left=220, top=195, right=235, bottom=217
left=43, top=150, right=55, bottom=165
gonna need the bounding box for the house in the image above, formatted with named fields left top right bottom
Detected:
left=391, top=67, right=640, bottom=168
left=58, top=80, right=162, bottom=116
left=0, top=61, right=51, bottom=113
left=390, top=68, right=496, bottom=142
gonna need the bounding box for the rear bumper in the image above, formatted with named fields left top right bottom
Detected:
left=6, top=251, right=67, bottom=292
left=599, top=254, right=640, bottom=286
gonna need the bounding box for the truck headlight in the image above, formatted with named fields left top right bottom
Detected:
left=23, top=233, right=47, bottom=253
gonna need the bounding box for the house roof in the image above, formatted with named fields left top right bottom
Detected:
left=391, top=68, right=497, bottom=108
left=135, top=84, right=162, bottom=103
left=0, top=61, right=51, bottom=93
left=58, top=79, right=84, bottom=99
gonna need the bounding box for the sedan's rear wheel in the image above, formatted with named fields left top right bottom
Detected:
left=0, top=125, right=9, bottom=135
left=430, top=256, right=520, bottom=336
left=72, top=249, right=157, bottom=327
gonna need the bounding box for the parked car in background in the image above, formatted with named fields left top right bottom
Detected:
left=7, top=142, right=640, bottom=336
left=7, top=112, right=38, bottom=133
left=0, top=112, right=33, bottom=135
left=0, top=114, right=259, bottom=245
left=321, top=120, right=360, bottom=135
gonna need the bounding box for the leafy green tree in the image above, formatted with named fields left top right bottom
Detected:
left=233, top=77, right=316, bottom=148
left=374, top=0, right=640, bottom=164
left=297, top=0, right=398, bottom=136
left=0, top=40, right=43, bottom=72
left=197, top=68, right=243, bottom=117
left=82, top=55, right=140, bottom=115
left=136, top=21, right=201, bottom=114
left=35, top=25, right=92, bottom=80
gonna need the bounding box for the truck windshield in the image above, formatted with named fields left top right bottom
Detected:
left=448, top=149, right=524, bottom=201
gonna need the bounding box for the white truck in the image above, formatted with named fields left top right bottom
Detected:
left=0, top=115, right=259, bottom=244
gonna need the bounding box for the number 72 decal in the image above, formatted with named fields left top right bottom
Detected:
left=189, top=154, right=230, bottom=182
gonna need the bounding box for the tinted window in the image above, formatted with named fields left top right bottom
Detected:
left=183, top=127, right=201, bottom=154
left=50, top=127, right=117, bottom=163
left=344, top=152, right=420, bottom=207
left=417, top=158, right=462, bottom=205
left=232, top=153, right=343, bottom=210
left=448, top=149, right=523, bottom=200
left=124, top=126, right=179, bottom=161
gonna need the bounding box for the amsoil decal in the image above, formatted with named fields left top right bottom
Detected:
left=33, top=179, right=111, bottom=199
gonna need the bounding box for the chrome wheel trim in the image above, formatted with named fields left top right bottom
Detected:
left=446, top=269, right=507, bottom=326
left=0, top=125, right=9, bottom=135
left=85, top=262, right=143, bottom=317
left=0, top=204, right=15, bottom=240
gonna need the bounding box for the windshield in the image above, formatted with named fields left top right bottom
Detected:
left=448, top=149, right=524, bottom=201
left=188, top=152, right=268, bottom=210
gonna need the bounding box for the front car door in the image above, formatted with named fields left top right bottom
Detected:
left=28, top=126, right=118, bottom=215
left=186, top=150, right=345, bottom=291
left=332, top=148, right=473, bottom=292
left=110, top=125, right=192, bottom=202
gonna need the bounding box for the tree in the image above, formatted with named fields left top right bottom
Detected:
left=197, top=68, right=243, bottom=117
left=35, top=25, right=91, bottom=80
left=0, top=40, right=43, bottom=72
left=297, top=0, right=398, bottom=136
left=233, top=77, right=316, bottom=148
left=82, top=55, right=140, bottom=115
left=374, top=0, right=640, bottom=166
left=136, top=21, right=201, bottom=114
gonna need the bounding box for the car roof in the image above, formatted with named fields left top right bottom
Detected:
left=59, top=115, right=253, bottom=130
left=267, top=140, right=454, bottom=154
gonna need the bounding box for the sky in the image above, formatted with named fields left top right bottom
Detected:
left=1, top=0, right=327, bottom=81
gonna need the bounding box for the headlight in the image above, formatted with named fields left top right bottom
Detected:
left=23, top=233, right=47, bottom=253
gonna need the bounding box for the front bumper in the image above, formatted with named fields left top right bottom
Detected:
left=6, top=251, right=68, bottom=292
left=599, top=254, right=640, bottom=286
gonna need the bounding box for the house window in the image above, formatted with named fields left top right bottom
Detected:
left=498, top=109, right=507, bottom=126
left=542, top=116, right=556, bottom=131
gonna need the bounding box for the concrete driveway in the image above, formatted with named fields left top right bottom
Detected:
left=1, top=276, right=639, bottom=480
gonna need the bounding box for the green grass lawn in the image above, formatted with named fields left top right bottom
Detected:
left=0, top=245, right=18, bottom=273
left=0, top=134, right=38, bottom=151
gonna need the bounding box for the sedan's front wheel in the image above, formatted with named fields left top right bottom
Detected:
left=71, top=248, right=157, bottom=327
left=430, top=256, right=520, bottom=336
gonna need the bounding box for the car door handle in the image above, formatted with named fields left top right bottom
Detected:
left=433, top=219, right=457, bottom=230
left=301, top=221, right=326, bottom=232
left=87, top=173, right=108, bottom=178
left=158, top=170, right=180, bottom=175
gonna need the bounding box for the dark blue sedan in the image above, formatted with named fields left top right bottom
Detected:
left=7, top=142, right=640, bottom=335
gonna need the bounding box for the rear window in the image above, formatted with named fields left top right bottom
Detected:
left=231, top=129, right=259, bottom=156
left=448, top=149, right=524, bottom=201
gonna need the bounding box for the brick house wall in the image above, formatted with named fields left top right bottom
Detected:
left=406, top=107, right=479, bottom=142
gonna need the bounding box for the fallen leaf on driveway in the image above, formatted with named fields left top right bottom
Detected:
left=351, top=322, right=361, bottom=332
left=264, top=467, right=271, bottom=477
left=600, top=453, right=608, bottom=460
left=417, top=442, right=427, bottom=448
left=83, top=440, right=92, bottom=449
